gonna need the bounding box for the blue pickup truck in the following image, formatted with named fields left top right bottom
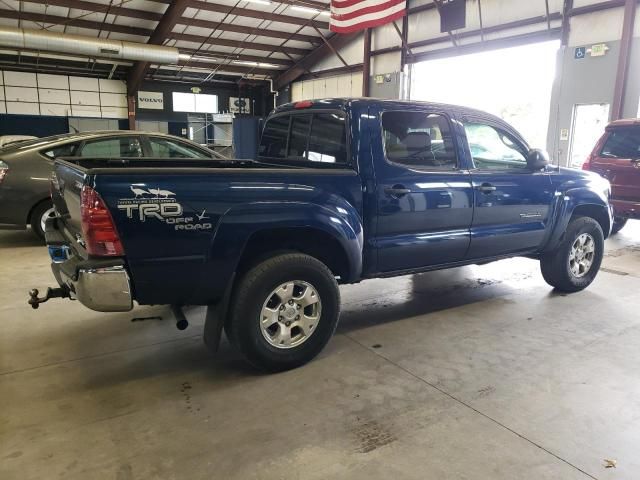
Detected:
left=34, top=98, right=612, bottom=371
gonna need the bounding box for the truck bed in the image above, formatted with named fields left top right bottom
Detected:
left=51, top=158, right=365, bottom=306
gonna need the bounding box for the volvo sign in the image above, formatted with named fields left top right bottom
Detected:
left=137, top=91, right=164, bottom=110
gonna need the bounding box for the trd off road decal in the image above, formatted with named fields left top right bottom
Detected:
left=117, top=185, right=213, bottom=231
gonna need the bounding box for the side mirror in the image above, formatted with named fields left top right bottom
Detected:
left=527, top=148, right=549, bottom=170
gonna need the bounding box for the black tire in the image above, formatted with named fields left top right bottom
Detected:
left=30, top=200, right=54, bottom=240
left=611, top=217, right=628, bottom=235
left=227, top=253, right=340, bottom=372
left=540, top=216, right=604, bottom=292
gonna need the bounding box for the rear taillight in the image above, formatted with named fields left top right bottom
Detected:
left=80, top=186, right=124, bottom=256
left=582, top=154, right=593, bottom=170
left=0, top=160, right=9, bottom=184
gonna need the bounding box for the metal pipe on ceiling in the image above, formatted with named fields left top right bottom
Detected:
left=0, top=26, right=180, bottom=64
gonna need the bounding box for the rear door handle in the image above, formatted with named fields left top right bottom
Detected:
left=384, top=185, right=411, bottom=197
left=477, top=183, right=496, bottom=194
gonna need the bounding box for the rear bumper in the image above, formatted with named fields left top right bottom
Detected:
left=52, top=261, right=133, bottom=312
left=611, top=198, right=640, bottom=219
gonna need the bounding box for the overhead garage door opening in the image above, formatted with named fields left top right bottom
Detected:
left=410, top=40, right=560, bottom=151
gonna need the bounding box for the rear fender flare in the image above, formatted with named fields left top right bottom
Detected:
left=211, top=200, right=363, bottom=282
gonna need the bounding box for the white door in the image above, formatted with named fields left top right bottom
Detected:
left=568, top=103, right=610, bottom=168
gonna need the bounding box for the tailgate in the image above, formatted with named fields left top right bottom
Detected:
left=50, top=159, right=88, bottom=244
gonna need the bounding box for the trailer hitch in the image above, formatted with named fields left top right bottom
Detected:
left=28, top=287, right=70, bottom=309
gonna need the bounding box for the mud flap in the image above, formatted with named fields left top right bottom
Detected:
left=203, top=273, right=235, bottom=352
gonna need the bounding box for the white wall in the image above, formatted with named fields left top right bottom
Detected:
left=291, top=72, right=363, bottom=101
left=0, top=71, right=127, bottom=119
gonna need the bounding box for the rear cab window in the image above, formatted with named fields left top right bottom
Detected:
left=258, top=111, right=349, bottom=167
left=600, top=128, right=640, bottom=159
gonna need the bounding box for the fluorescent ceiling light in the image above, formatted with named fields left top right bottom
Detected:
left=291, top=5, right=330, bottom=16
left=232, top=60, right=280, bottom=68
left=246, top=0, right=272, bottom=5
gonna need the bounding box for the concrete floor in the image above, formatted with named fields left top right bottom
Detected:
left=1, top=223, right=639, bottom=480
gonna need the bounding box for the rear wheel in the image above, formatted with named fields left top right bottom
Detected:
left=611, top=217, right=628, bottom=235
left=227, top=253, right=340, bottom=372
left=540, top=216, right=604, bottom=292
left=30, top=200, right=55, bottom=240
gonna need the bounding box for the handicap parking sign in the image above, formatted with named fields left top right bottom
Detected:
left=574, top=47, right=586, bottom=59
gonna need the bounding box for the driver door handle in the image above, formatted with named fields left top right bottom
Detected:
left=477, top=183, right=496, bottom=194
left=384, top=185, right=411, bottom=197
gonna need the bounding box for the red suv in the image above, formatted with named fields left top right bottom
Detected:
left=583, top=119, right=640, bottom=234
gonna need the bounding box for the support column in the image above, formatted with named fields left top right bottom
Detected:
left=362, top=28, right=372, bottom=97
left=611, top=0, right=636, bottom=120
left=127, top=95, right=136, bottom=130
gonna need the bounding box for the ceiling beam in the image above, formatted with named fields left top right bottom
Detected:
left=127, top=0, right=190, bottom=94
left=0, top=8, right=314, bottom=56
left=152, top=0, right=331, bottom=14
left=22, top=0, right=162, bottom=21
left=171, top=33, right=310, bottom=56
left=23, top=0, right=330, bottom=29
left=9, top=4, right=322, bottom=46
left=0, top=8, right=153, bottom=37
left=181, top=16, right=322, bottom=44
left=273, top=31, right=360, bottom=90
left=163, top=0, right=329, bottom=29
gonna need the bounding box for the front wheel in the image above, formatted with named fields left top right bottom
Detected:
left=540, top=216, right=604, bottom=292
left=227, top=253, right=340, bottom=372
left=611, top=217, right=628, bottom=235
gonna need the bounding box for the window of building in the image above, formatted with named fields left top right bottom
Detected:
left=172, top=92, right=218, bottom=113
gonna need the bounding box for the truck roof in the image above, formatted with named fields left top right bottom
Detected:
left=274, top=97, right=505, bottom=120
left=273, top=97, right=525, bottom=145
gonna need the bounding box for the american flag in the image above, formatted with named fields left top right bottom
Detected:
left=330, top=0, right=407, bottom=34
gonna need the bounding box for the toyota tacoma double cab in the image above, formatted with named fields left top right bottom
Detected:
left=33, top=98, right=613, bottom=371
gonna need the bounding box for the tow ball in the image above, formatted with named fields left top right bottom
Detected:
left=28, top=287, right=70, bottom=309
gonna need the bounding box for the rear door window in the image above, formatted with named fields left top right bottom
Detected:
left=259, top=112, right=348, bottom=165
left=601, top=128, right=640, bottom=158
left=382, top=111, right=457, bottom=169
left=148, top=137, right=211, bottom=158
left=79, top=137, right=143, bottom=158
left=43, top=142, right=81, bottom=158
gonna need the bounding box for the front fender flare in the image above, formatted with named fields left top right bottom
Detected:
left=542, top=187, right=612, bottom=251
